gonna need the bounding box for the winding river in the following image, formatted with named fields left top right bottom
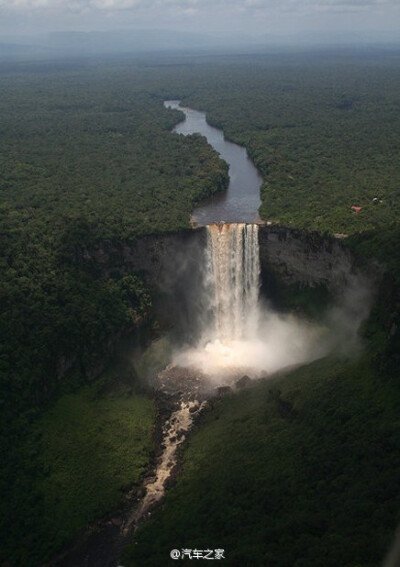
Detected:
left=164, top=100, right=262, bottom=225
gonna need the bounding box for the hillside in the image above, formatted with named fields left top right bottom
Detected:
left=124, top=356, right=400, bottom=566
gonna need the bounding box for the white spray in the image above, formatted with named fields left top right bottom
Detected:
left=173, top=222, right=370, bottom=384
left=205, top=223, right=260, bottom=341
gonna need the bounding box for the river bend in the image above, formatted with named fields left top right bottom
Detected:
left=164, top=100, right=262, bottom=225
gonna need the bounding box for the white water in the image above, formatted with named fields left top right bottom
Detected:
left=205, top=223, right=260, bottom=341
left=125, top=227, right=370, bottom=541
left=123, top=399, right=203, bottom=534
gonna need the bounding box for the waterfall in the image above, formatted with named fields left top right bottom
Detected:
left=174, top=221, right=330, bottom=380
left=205, top=223, right=260, bottom=342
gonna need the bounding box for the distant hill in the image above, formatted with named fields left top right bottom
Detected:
left=1, top=28, right=399, bottom=62
left=0, top=42, right=52, bottom=60
left=0, top=29, right=251, bottom=61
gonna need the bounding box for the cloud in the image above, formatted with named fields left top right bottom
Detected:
left=0, top=0, right=399, bottom=16
left=0, top=0, right=144, bottom=9
left=1, top=0, right=394, bottom=11
left=90, top=0, right=143, bottom=10
left=243, top=0, right=398, bottom=11
left=0, top=0, right=399, bottom=36
left=0, top=0, right=200, bottom=8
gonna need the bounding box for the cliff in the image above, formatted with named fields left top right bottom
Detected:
left=258, top=226, right=355, bottom=293
left=85, top=225, right=356, bottom=292
left=78, top=224, right=369, bottom=337
left=60, top=222, right=381, bottom=390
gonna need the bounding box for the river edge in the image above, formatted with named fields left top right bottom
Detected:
left=165, top=100, right=262, bottom=225
left=42, top=389, right=195, bottom=567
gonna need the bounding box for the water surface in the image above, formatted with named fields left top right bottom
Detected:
left=164, top=100, right=262, bottom=225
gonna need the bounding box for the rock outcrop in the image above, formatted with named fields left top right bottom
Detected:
left=258, top=225, right=354, bottom=293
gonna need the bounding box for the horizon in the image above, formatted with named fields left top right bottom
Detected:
left=1, top=0, right=400, bottom=60
left=1, top=26, right=400, bottom=62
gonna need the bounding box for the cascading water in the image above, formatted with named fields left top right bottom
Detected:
left=173, top=222, right=273, bottom=380
left=173, top=221, right=333, bottom=382
left=204, top=223, right=260, bottom=342
left=164, top=99, right=351, bottom=386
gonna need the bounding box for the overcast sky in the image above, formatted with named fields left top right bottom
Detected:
left=1, top=0, right=400, bottom=41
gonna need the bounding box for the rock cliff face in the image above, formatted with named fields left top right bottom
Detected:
left=82, top=224, right=363, bottom=333
left=257, top=226, right=355, bottom=293
left=72, top=224, right=376, bottom=384
left=82, top=229, right=207, bottom=340
left=87, top=225, right=355, bottom=294
left=88, top=228, right=205, bottom=283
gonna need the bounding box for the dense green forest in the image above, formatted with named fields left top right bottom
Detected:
left=124, top=356, right=400, bottom=567
left=0, top=64, right=228, bottom=415
left=3, top=369, right=155, bottom=566
left=1, top=50, right=400, bottom=566
left=3, top=51, right=400, bottom=419
left=176, top=52, right=400, bottom=234
left=0, top=62, right=228, bottom=565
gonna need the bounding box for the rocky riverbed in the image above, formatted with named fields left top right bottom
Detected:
left=44, top=365, right=222, bottom=567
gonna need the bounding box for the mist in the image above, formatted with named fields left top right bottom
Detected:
left=169, top=224, right=373, bottom=389
left=172, top=283, right=371, bottom=386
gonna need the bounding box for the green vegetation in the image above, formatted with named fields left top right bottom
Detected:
left=0, top=64, right=228, bottom=418
left=124, top=355, right=400, bottom=567
left=134, top=336, right=174, bottom=387
left=2, top=51, right=400, bottom=566
left=3, top=52, right=400, bottom=417
left=0, top=367, right=155, bottom=566
left=0, top=63, right=227, bottom=565
left=348, top=227, right=400, bottom=378
left=176, top=51, right=400, bottom=234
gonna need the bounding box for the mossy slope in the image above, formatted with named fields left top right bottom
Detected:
left=125, top=357, right=400, bottom=567
left=1, top=372, right=155, bottom=566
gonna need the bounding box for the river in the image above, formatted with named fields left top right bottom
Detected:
left=164, top=100, right=262, bottom=225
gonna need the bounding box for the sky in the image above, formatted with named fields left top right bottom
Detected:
left=1, top=0, right=400, bottom=43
